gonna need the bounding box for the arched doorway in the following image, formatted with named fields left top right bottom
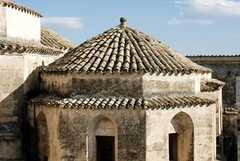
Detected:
left=88, top=115, right=118, bottom=161
left=169, top=112, right=194, bottom=161
left=37, top=112, right=49, bottom=161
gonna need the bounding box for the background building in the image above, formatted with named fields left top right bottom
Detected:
left=0, top=0, right=74, bottom=160
left=188, top=55, right=240, bottom=161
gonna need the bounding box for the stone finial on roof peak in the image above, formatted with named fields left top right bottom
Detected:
left=120, top=17, right=127, bottom=26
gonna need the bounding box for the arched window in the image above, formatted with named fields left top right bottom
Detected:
left=88, top=115, right=118, bottom=161
left=37, top=112, right=49, bottom=161
left=169, top=112, right=194, bottom=161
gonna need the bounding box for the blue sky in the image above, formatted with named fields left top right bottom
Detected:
left=14, top=0, right=240, bottom=55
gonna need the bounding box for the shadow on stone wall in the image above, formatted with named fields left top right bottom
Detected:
left=0, top=67, right=42, bottom=161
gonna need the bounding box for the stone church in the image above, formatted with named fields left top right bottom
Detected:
left=0, top=0, right=225, bottom=161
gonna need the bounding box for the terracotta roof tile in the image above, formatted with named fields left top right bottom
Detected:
left=30, top=95, right=215, bottom=110
left=201, top=79, right=225, bottom=92
left=45, top=18, right=212, bottom=75
left=0, top=0, right=42, bottom=17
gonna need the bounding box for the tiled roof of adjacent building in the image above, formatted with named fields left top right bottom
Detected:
left=30, top=95, right=215, bottom=110
left=0, top=0, right=42, bottom=17
left=201, top=79, right=225, bottom=92
left=0, top=39, right=62, bottom=55
left=45, top=17, right=212, bottom=75
left=41, top=27, right=75, bottom=50
left=0, top=27, right=75, bottom=55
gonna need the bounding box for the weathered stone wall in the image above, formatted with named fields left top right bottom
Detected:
left=199, top=90, right=223, bottom=136
left=146, top=104, right=216, bottom=161
left=41, top=72, right=143, bottom=97
left=28, top=105, right=146, bottom=161
left=41, top=72, right=204, bottom=98
left=0, top=6, right=6, bottom=37
left=72, top=73, right=143, bottom=97
left=40, top=72, right=72, bottom=96
left=142, top=73, right=202, bottom=97
left=0, top=54, right=58, bottom=160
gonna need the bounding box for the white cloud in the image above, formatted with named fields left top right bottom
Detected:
left=168, top=0, right=240, bottom=26
left=168, top=18, right=213, bottom=25
left=176, top=0, right=240, bottom=17
left=41, top=17, right=83, bottom=30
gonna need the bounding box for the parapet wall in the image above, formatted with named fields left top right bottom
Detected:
left=0, top=3, right=41, bottom=41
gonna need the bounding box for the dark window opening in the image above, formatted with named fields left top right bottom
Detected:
left=96, top=136, right=115, bottom=161
left=37, top=112, right=49, bottom=161
left=44, top=156, right=48, bottom=161
left=169, top=133, right=178, bottom=161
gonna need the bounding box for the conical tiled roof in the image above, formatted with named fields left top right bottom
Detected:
left=45, top=17, right=212, bottom=75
